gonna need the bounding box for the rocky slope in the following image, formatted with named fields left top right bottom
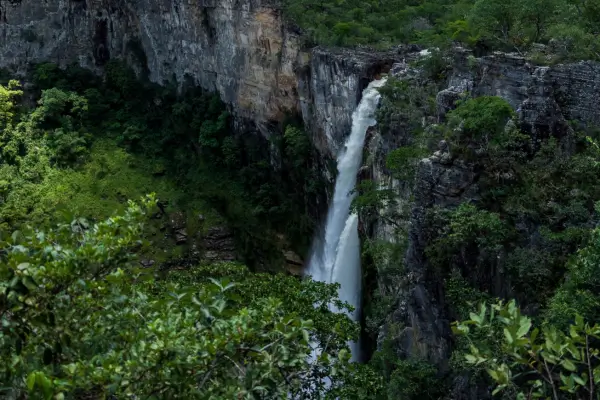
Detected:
left=362, top=48, right=600, bottom=396
left=2, top=0, right=300, bottom=131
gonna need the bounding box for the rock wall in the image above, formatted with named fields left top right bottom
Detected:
left=364, top=48, right=600, bottom=395
left=0, top=0, right=400, bottom=153
left=297, top=47, right=400, bottom=154
left=1, top=0, right=301, bottom=133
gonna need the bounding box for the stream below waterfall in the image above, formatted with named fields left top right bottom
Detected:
left=305, top=78, right=387, bottom=362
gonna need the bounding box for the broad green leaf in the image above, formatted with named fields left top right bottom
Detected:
left=572, top=374, right=586, bottom=386
left=516, top=317, right=531, bottom=339
left=26, top=372, right=37, bottom=391
left=465, top=354, right=478, bottom=364
left=562, top=359, right=576, bottom=372
left=504, top=328, right=514, bottom=344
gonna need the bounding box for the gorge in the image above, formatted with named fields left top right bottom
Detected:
left=4, top=0, right=600, bottom=398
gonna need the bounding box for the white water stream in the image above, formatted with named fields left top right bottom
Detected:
left=305, top=78, right=386, bottom=362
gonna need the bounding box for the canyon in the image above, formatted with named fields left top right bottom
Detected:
left=4, top=0, right=600, bottom=396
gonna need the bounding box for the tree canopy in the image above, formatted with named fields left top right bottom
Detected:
left=284, top=0, right=600, bottom=60
left=0, top=196, right=383, bottom=399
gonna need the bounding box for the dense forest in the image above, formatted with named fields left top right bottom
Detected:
left=3, top=0, right=600, bottom=398
left=285, top=0, right=600, bottom=61
left=0, top=62, right=349, bottom=398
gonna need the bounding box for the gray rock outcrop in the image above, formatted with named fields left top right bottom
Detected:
left=1, top=0, right=401, bottom=155
left=364, top=48, right=600, bottom=377
left=2, top=0, right=302, bottom=135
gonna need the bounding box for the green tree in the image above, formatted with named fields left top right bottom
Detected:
left=425, top=203, right=513, bottom=273
left=0, top=195, right=382, bottom=399
left=465, top=0, right=520, bottom=46
left=518, top=0, right=560, bottom=42
left=546, top=217, right=600, bottom=329
left=455, top=300, right=600, bottom=400
left=371, top=337, right=444, bottom=400
left=0, top=80, right=22, bottom=130
left=447, top=96, right=515, bottom=143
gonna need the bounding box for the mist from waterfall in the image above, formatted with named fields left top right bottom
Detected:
left=306, top=78, right=386, bottom=362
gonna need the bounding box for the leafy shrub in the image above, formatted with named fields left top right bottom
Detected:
left=455, top=300, right=600, bottom=400
left=362, top=238, right=407, bottom=335
left=371, top=337, right=445, bottom=400
left=425, top=203, right=514, bottom=274
left=414, top=49, right=451, bottom=82
left=351, top=180, right=396, bottom=225
left=386, top=145, right=429, bottom=181
left=387, top=359, right=444, bottom=400
left=545, top=218, right=600, bottom=329
left=447, top=96, right=515, bottom=142
left=0, top=199, right=383, bottom=398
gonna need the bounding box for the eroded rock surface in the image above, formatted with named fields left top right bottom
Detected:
left=2, top=0, right=301, bottom=134
left=364, top=48, right=600, bottom=376
left=1, top=0, right=402, bottom=151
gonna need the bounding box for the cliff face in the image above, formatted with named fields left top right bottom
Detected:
left=363, top=48, right=600, bottom=396
left=1, top=0, right=398, bottom=154
left=2, top=0, right=301, bottom=132
left=297, top=47, right=399, bottom=153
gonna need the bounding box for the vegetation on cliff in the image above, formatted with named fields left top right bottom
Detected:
left=1, top=61, right=327, bottom=268
left=0, top=65, right=375, bottom=398
left=354, top=71, right=600, bottom=399
left=284, top=0, right=600, bottom=60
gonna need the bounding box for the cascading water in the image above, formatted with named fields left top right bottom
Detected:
left=306, top=78, right=387, bottom=362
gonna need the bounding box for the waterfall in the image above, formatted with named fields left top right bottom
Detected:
left=306, top=78, right=387, bottom=362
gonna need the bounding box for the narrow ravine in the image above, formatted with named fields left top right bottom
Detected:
left=306, top=78, right=387, bottom=362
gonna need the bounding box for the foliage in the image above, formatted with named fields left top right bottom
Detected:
left=387, top=359, right=443, bottom=400
left=386, top=146, right=429, bottom=181
left=351, top=180, right=396, bottom=225
left=362, top=239, right=407, bottom=335
left=494, top=136, right=600, bottom=303
left=283, top=0, right=600, bottom=60
left=371, top=338, right=445, bottom=400
left=0, top=79, right=22, bottom=129
left=376, top=77, right=438, bottom=139
left=545, top=219, right=600, bottom=329
left=0, top=198, right=383, bottom=399
left=353, top=181, right=410, bottom=340
left=446, top=96, right=515, bottom=143
left=445, top=270, right=492, bottom=321
left=420, top=90, right=600, bottom=307
left=425, top=203, right=513, bottom=276
left=375, top=77, right=438, bottom=184
left=0, top=83, right=110, bottom=230
left=160, top=262, right=359, bottom=346
left=547, top=23, right=600, bottom=61
left=504, top=246, right=556, bottom=300
left=455, top=300, right=600, bottom=400
left=0, top=79, right=192, bottom=235
left=413, top=49, right=452, bottom=82
left=277, top=124, right=329, bottom=253
left=12, top=62, right=327, bottom=269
